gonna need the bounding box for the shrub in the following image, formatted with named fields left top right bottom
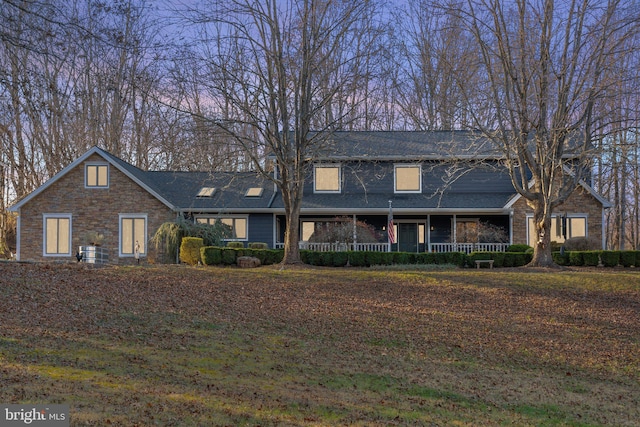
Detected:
left=379, top=252, right=395, bottom=265
left=445, top=252, right=467, bottom=267
left=563, top=236, right=601, bottom=251
left=226, top=241, right=244, bottom=249
left=582, top=251, right=600, bottom=266
left=393, top=252, right=411, bottom=265
left=248, top=242, right=269, bottom=249
left=620, top=251, right=636, bottom=267
left=348, top=251, right=367, bottom=267
left=569, top=251, right=583, bottom=266
left=552, top=251, right=569, bottom=266
left=221, top=248, right=238, bottom=265
left=150, top=217, right=231, bottom=263
left=332, top=251, right=349, bottom=267
left=264, top=249, right=284, bottom=265
left=200, top=246, right=222, bottom=265
left=180, top=237, right=204, bottom=265
left=433, top=252, right=449, bottom=265
left=415, top=253, right=436, bottom=264
left=600, top=251, right=620, bottom=267
left=366, top=251, right=383, bottom=266
left=507, top=244, right=531, bottom=253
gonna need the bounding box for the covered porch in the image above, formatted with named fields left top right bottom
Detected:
left=275, top=212, right=512, bottom=253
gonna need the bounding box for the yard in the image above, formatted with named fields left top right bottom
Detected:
left=0, top=262, right=639, bottom=426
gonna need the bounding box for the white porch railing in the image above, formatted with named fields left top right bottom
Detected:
left=429, top=243, right=510, bottom=254
left=297, top=242, right=390, bottom=252
left=274, top=242, right=510, bottom=253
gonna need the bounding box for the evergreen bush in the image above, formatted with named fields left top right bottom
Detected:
left=506, top=244, right=531, bottom=252
left=348, top=251, right=367, bottom=267
left=180, top=237, right=204, bottom=265
left=200, top=246, right=222, bottom=265
left=620, top=251, right=636, bottom=267
left=569, top=251, right=583, bottom=266
left=582, top=251, right=600, bottom=266
left=226, top=241, right=244, bottom=249
left=600, top=251, right=620, bottom=267
left=221, top=248, right=238, bottom=265
left=248, top=242, right=269, bottom=249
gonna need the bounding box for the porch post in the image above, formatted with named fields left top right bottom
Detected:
left=509, top=211, right=514, bottom=246
left=353, top=214, right=357, bottom=248
left=427, top=214, right=431, bottom=252
left=453, top=214, right=457, bottom=251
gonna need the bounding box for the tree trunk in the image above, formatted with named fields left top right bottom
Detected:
left=282, top=207, right=301, bottom=265
left=528, top=203, right=556, bottom=267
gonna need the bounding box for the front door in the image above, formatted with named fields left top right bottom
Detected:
left=398, top=223, right=418, bottom=253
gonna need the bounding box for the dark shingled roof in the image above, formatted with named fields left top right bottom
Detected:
left=314, top=130, right=501, bottom=160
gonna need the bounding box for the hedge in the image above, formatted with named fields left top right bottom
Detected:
left=201, top=246, right=283, bottom=266
left=199, top=247, right=640, bottom=269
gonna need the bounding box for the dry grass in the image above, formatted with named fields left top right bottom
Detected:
left=1, top=262, right=639, bottom=426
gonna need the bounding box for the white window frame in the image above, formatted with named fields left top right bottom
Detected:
left=43, top=214, right=72, bottom=257
left=394, top=164, right=422, bottom=193
left=314, top=164, right=342, bottom=193
left=119, top=214, right=147, bottom=257
left=85, top=163, right=109, bottom=188
left=195, top=215, right=249, bottom=241
left=526, top=214, right=588, bottom=246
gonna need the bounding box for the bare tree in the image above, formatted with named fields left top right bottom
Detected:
left=393, top=0, right=484, bottom=130
left=446, top=0, right=640, bottom=266
left=185, top=0, right=384, bottom=263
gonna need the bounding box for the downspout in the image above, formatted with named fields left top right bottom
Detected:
left=15, top=212, right=20, bottom=261
left=175, top=210, right=181, bottom=264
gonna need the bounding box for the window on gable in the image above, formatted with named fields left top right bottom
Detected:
left=86, top=164, right=109, bottom=188
left=245, top=187, right=263, bottom=197
left=196, top=187, right=216, bottom=197
left=314, top=165, right=341, bottom=193
left=43, top=214, right=72, bottom=256
left=196, top=216, right=248, bottom=240
left=395, top=164, right=421, bottom=193
left=120, top=214, right=146, bottom=257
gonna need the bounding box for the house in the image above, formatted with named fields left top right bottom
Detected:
left=9, top=131, right=610, bottom=264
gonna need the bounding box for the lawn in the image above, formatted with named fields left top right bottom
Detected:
left=1, top=262, right=639, bottom=426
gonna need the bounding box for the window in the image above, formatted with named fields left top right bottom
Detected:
left=527, top=215, right=587, bottom=246
left=196, top=216, right=248, bottom=240
left=85, top=164, right=109, bottom=188
left=456, top=219, right=479, bottom=243
left=120, top=214, right=146, bottom=257
left=245, top=187, right=263, bottom=197
left=314, top=165, right=341, bottom=193
left=196, top=187, right=216, bottom=197
left=43, top=214, right=72, bottom=256
left=394, top=164, right=421, bottom=193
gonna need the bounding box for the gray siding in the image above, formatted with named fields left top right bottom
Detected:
left=248, top=214, right=274, bottom=247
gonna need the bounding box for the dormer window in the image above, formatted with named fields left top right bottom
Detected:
left=245, top=187, right=263, bottom=197
left=85, top=164, right=109, bottom=188
left=196, top=187, right=216, bottom=197
left=394, top=164, right=421, bottom=193
left=314, top=164, right=341, bottom=193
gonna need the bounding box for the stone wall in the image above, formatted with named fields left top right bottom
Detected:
left=17, top=154, right=175, bottom=264
left=511, top=185, right=605, bottom=247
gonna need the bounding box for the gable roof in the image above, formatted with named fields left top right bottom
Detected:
left=9, top=146, right=274, bottom=214
left=9, top=146, right=176, bottom=212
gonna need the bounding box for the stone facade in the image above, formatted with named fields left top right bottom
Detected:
left=511, top=185, right=604, bottom=247
left=17, top=154, right=175, bottom=264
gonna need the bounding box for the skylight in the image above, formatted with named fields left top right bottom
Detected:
left=196, top=187, right=216, bottom=197
left=245, top=187, right=263, bottom=197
